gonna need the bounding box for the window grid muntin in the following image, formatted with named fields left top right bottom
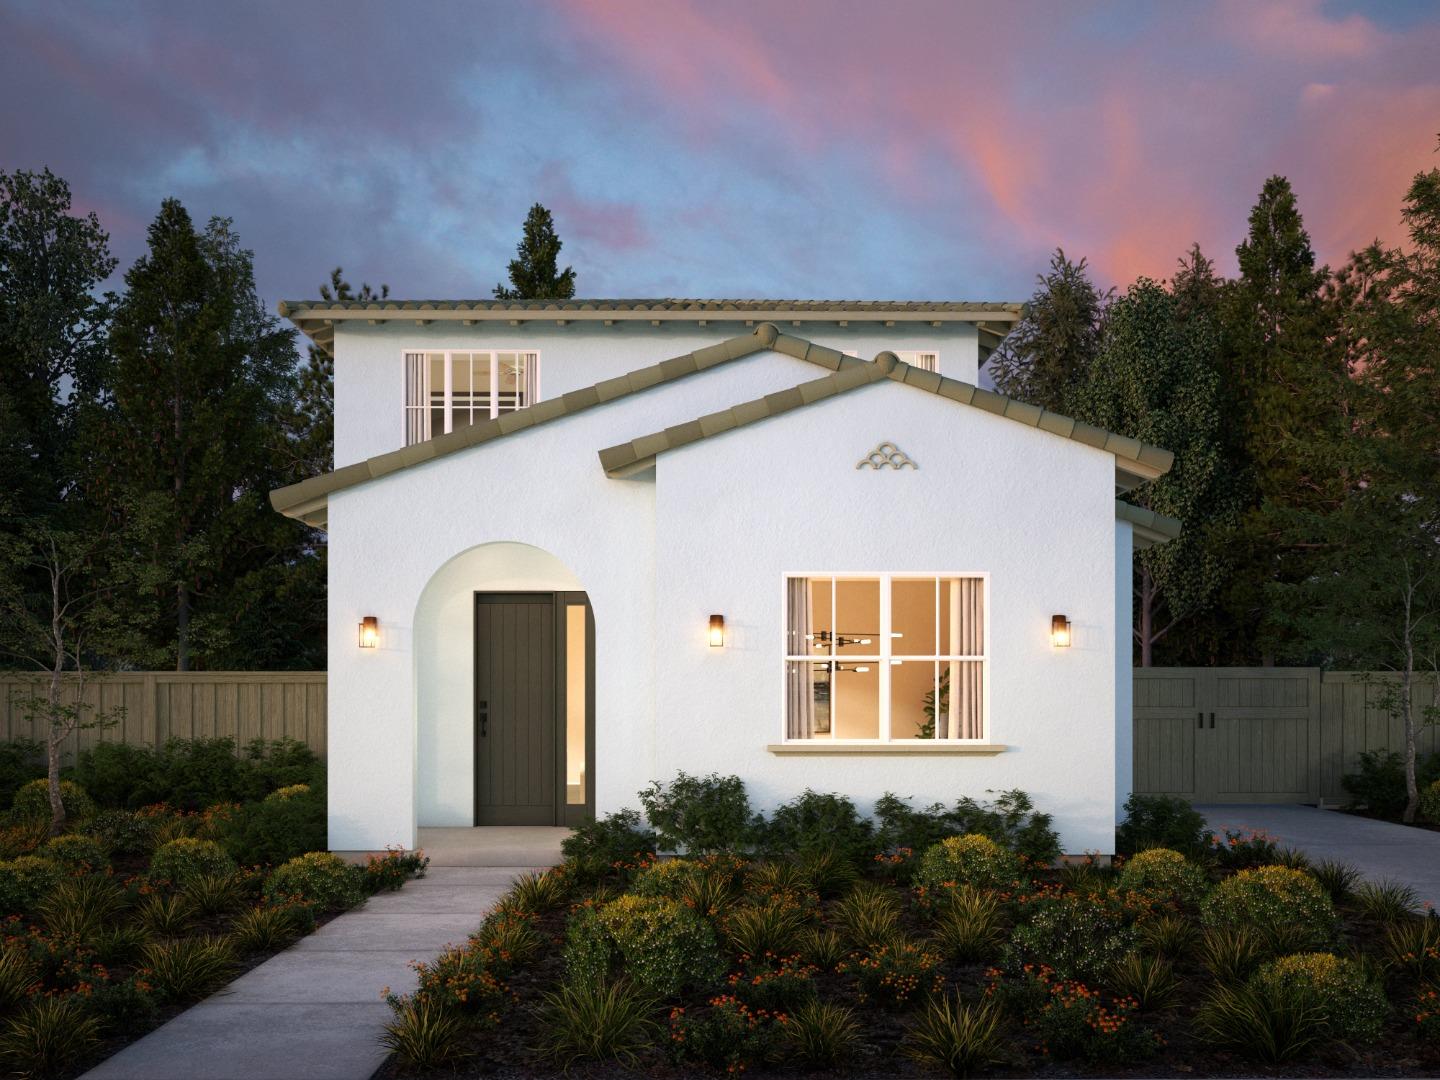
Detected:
left=403, top=349, right=540, bottom=445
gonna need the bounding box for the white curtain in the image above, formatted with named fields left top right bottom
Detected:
left=786, top=578, right=816, bottom=739
left=522, top=352, right=540, bottom=407
left=404, top=353, right=426, bottom=445
left=945, top=578, right=985, bottom=739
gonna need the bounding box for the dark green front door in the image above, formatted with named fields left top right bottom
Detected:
left=473, top=592, right=594, bottom=826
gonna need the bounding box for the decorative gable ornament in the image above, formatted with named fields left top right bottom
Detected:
left=856, top=442, right=918, bottom=470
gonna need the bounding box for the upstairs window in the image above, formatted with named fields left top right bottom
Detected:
left=784, top=574, right=987, bottom=742
left=898, top=351, right=938, bottom=372
left=404, top=350, right=539, bottom=445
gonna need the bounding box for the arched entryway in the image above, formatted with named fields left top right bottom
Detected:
left=414, top=543, right=594, bottom=828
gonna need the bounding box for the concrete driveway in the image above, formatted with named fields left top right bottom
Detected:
left=1198, top=804, right=1440, bottom=911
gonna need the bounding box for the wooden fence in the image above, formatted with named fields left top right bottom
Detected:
left=0, top=672, right=327, bottom=764
left=1134, top=668, right=1438, bottom=804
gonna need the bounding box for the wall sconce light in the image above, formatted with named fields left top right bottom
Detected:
left=1051, top=614, right=1072, bottom=648
left=359, top=616, right=379, bottom=648
left=708, top=614, right=725, bottom=648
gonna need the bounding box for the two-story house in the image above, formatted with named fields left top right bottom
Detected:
left=270, top=299, right=1179, bottom=855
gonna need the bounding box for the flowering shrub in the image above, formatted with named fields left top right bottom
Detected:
left=1006, top=891, right=1137, bottom=982
left=914, top=834, right=1022, bottom=896
left=1024, top=968, right=1160, bottom=1063
left=727, top=953, right=817, bottom=1011
left=363, top=848, right=429, bottom=894
left=631, top=858, right=701, bottom=899
left=0, top=855, right=63, bottom=914
left=1201, top=866, right=1335, bottom=947
left=40, top=834, right=109, bottom=872
left=1117, top=848, right=1207, bottom=905
left=668, top=995, right=789, bottom=1072
left=565, top=894, right=724, bottom=997
left=11, top=779, right=95, bottom=821
left=838, top=940, right=943, bottom=1008
left=81, top=810, right=157, bottom=857
left=149, top=837, right=236, bottom=886
left=1417, top=986, right=1440, bottom=1040
left=1251, top=953, right=1386, bottom=1042
left=405, top=940, right=511, bottom=1016
left=1210, top=828, right=1279, bottom=870
left=264, top=784, right=311, bottom=803
left=1420, top=779, right=1440, bottom=824
left=262, top=852, right=365, bottom=911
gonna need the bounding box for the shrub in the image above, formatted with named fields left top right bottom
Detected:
left=38, top=833, right=108, bottom=872
left=0, top=947, right=37, bottom=1009
left=182, top=872, right=242, bottom=917
left=231, top=904, right=302, bottom=954
left=1384, top=917, right=1440, bottom=982
left=1116, top=847, right=1207, bottom=905
left=1353, top=878, right=1419, bottom=922
left=787, top=999, right=861, bottom=1069
left=668, top=995, right=787, bottom=1072
left=1196, top=977, right=1328, bottom=1063
left=727, top=953, right=817, bottom=1011
left=1211, top=828, right=1280, bottom=870
left=631, top=857, right=701, bottom=900
left=834, top=880, right=902, bottom=948
left=905, top=993, right=1008, bottom=1078
left=1030, top=974, right=1159, bottom=1064
left=566, top=894, right=724, bottom=997
left=1421, top=778, right=1440, bottom=823
left=1342, top=749, right=1440, bottom=820
left=38, top=875, right=128, bottom=938
left=0, top=995, right=100, bottom=1076
left=410, top=940, right=509, bottom=1014
left=535, top=979, right=658, bottom=1067
left=1200, top=865, right=1336, bottom=948
left=1116, top=793, right=1208, bottom=856
left=560, top=809, right=655, bottom=881
left=795, top=847, right=859, bottom=897
left=1417, top=987, right=1440, bottom=1041
left=874, top=789, right=1059, bottom=863
left=758, top=790, right=874, bottom=865
left=141, top=936, right=235, bottom=1001
left=799, top=927, right=847, bottom=970
left=88, top=974, right=159, bottom=1033
left=362, top=848, right=429, bottom=894
left=0, top=818, right=48, bottom=861
left=81, top=809, right=158, bottom=857
left=1252, top=953, right=1386, bottom=1042
left=219, top=786, right=326, bottom=866
left=915, top=834, right=1022, bottom=897
left=263, top=852, right=365, bottom=911
left=137, top=893, right=194, bottom=937
left=0, top=739, right=44, bottom=810
left=1136, top=913, right=1199, bottom=959
left=74, top=736, right=324, bottom=811
left=10, top=778, right=94, bottom=822
left=1006, top=892, right=1136, bottom=982
left=639, top=772, right=758, bottom=853
left=1309, top=859, right=1361, bottom=904
left=1106, top=952, right=1179, bottom=1011
left=724, top=902, right=808, bottom=959
left=506, top=868, right=568, bottom=912
left=470, top=904, right=543, bottom=976
left=931, top=884, right=1005, bottom=963
left=838, top=939, right=943, bottom=1008
left=379, top=997, right=471, bottom=1070
left=265, top=783, right=311, bottom=802
left=150, top=837, right=236, bottom=886
left=93, top=924, right=151, bottom=967
left=0, top=855, right=63, bottom=914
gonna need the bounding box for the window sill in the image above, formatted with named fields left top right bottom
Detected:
left=766, top=742, right=1008, bottom=756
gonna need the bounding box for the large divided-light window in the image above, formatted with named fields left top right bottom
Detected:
left=404, top=350, right=540, bottom=445
left=784, top=574, right=987, bottom=742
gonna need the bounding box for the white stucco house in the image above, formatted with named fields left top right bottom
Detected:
left=270, top=299, right=1180, bottom=856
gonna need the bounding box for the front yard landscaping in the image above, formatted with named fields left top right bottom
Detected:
left=379, top=778, right=1440, bottom=1077
left=0, top=737, right=427, bottom=1078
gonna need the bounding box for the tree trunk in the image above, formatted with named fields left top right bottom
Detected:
left=47, top=565, right=66, bottom=837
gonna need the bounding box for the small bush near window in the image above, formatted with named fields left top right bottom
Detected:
left=838, top=939, right=944, bottom=1008
left=1006, top=892, right=1137, bottom=982
left=262, top=852, right=365, bottom=911
left=81, top=809, right=157, bottom=857
left=11, top=778, right=94, bottom=822
left=874, top=789, right=1059, bottom=864
left=1251, top=953, right=1386, bottom=1043
left=560, top=809, right=655, bottom=882
left=1341, top=749, right=1440, bottom=820
left=638, top=772, right=759, bottom=853
left=914, top=834, right=1022, bottom=898
left=149, top=837, right=236, bottom=887
left=667, top=995, right=788, bottom=1072
left=1115, top=794, right=1208, bottom=857
left=218, top=785, right=326, bottom=866
left=0, top=855, right=63, bottom=914
left=1116, top=848, right=1207, bottom=905
left=1200, top=866, right=1335, bottom=949
left=39, top=834, right=108, bottom=872
left=757, top=790, right=874, bottom=865
left=565, top=894, right=724, bottom=998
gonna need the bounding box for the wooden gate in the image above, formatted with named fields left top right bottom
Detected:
left=1134, top=668, right=1322, bottom=803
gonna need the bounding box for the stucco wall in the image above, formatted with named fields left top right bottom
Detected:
left=651, top=379, right=1120, bottom=854
left=331, top=321, right=981, bottom=467
left=326, top=347, right=842, bottom=850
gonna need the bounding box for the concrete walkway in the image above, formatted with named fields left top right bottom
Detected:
left=84, top=828, right=567, bottom=1080
left=1199, top=804, right=1440, bottom=911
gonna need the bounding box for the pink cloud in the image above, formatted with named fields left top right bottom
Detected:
left=1217, top=0, right=1383, bottom=60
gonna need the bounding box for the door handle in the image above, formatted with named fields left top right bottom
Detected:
left=1209, top=712, right=1215, bottom=729
left=1197, top=711, right=1203, bottom=729
left=479, top=699, right=488, bottom=738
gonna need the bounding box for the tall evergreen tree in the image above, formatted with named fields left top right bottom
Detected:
left=493, top=203, right=576, bottom=300
left=0, top=169, right=115, bottom=523
left=989, top=249, right=1110, bottom=412
left=1070, top=279, right=1238, bottom=665
left=98, top=200, right=308, bottom=670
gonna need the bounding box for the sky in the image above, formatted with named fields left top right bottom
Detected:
left=2, top=0, right=1438, bottom=311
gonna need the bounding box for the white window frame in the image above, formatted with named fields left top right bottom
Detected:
left=897, top=350, right=939, bottom=373
left=780, top=571, right=990, bottom=744
left=402, top=348, right=541, bottom=445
